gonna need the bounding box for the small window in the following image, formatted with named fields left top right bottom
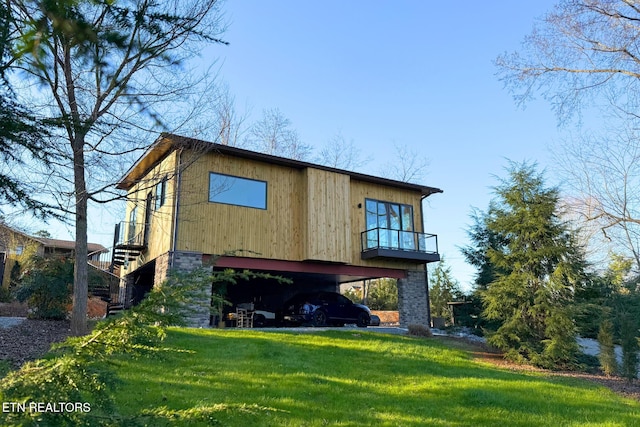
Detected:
left=14, top=245, right=24, bottom=256
left=155, top=177, right=167, bottom=210
left=209, top=172, right=267, bottom=210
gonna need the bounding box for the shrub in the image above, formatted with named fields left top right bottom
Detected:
left=15, top=257, right=73, bottom=319
left=0, top=285, right=12, bottom=303
left=408, top=323, right=433, bottom=337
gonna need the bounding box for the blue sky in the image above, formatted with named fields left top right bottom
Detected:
left=28, top=1, right=567, bottom=291
left=203, top=1, right=564, bottom=290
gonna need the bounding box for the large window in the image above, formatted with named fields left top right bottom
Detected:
left=209, top=172, right=267, bottom=210
left=365, top=199, right=415, bottom=250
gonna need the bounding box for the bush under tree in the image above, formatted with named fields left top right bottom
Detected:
left=15, top=257, right=73, bottom=319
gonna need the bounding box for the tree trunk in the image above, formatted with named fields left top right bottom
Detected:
left=70, top=136, right=88, bottom=336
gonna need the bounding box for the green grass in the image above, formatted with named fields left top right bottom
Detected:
left=107, top=329, right=640, bottom=426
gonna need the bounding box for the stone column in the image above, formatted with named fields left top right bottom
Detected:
left=166, top=250, right=210, bottom=328
left=397, top=269, right=429, bottom=327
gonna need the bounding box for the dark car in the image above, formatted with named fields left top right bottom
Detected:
left=283, top=291, right=372, bottom=327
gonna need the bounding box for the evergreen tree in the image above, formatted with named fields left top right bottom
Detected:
left=0, top=3, right=52, bottom=216
left=428, top=257, right=462, bottom=320
left=620, top=314, right=639, bottom=382
left=471, top=162, right=587, bottom=368
left=598, top=318, right=618, bottom=376
left=367, top=278, right=398, bottom=311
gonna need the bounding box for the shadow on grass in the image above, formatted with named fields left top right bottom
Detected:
left=109, top=328, right=640, bottom=427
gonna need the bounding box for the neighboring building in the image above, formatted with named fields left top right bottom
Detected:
left=114, top=133, right=443, bottom=327
left=0, top=223, right=107, bottom=288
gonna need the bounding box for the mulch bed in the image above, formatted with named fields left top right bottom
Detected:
left=0, top=319, right=72, bottom=369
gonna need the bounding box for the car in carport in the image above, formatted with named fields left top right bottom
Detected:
left=283, top=291, right=372, bottom=327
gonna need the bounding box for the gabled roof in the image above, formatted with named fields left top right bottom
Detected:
left=38, top=238, right=107, bottom=254
left=0, top=223, right=107, bottom=254
left=116, top=133, right=444, bottom=197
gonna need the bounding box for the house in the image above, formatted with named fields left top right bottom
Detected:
left=114, top=133, right=443, bottom=327
left=0, top=223, right=107, bottom=288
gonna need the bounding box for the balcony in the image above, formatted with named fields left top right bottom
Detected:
left=360, top=228, right=440, bottom=263
left=112, top=221, right=148, bottom=266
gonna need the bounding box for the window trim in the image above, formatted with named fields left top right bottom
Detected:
left=365, top=198, right=414, bottom=231
left=155, top=176, right=167, bottom=210
left=208, top=172, right=268, bottom=210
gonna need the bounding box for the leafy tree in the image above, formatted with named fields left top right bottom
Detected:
left=343, top=279, right=398, bottom=310
left=428, top=257, right=462, bottom=321
left=470, top=162, right=587, bottom=368
left=8, top=0, right=227, bottom=335
left=367, top=278, right=398, bottom=311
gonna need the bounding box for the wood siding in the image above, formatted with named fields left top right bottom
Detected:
left=303, top=169, right=351, bottom=262
left=122, top=144, right=432, bottom=273
left=348, top=179, right=425, bottom=271
left=122, top=151, right=177, bottom=272
left=176, top=152, right=304, bottom=260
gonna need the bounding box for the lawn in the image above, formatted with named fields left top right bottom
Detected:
left=106, top=328, right=640, bottom=426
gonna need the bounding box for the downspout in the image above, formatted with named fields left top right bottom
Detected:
left=170, top=148, right=184, bottom=269
left=420, top=194, right=432, bottom=327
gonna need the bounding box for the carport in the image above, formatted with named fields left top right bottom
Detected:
left=212, top=255, right=408, bottom=327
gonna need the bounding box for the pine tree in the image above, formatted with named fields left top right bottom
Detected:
left=472, top=162, right=586, bottom=368
left=429, top=257, right=462, bottom=320
left=598, top=318, right=618, bottom=376
left=620, top=314, right=639, bottom=382
left=0, top=3, right=52, bottom=216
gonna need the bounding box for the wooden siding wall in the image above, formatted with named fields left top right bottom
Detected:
left=123, top=147, right=430, bottom=273
left=176, top=153, right=304, bottom=260
left=303, top=169, right=350, bottom=262
left=123, top=151, right=177, bottom=272
left=175, top=151, right=427, bottom=270
left=349, top=179, right=425, bottom=271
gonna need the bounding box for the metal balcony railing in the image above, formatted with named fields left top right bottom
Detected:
left=360, top=227, right=440, bottom=262
left=114, top=221, right=147, bottom=249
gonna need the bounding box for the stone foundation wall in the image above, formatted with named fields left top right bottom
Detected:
left=122, top=250, right=210, bottom=327
left=168, top=251, right=209, bottom=328
left=397, top=270, right=429, bottom=327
